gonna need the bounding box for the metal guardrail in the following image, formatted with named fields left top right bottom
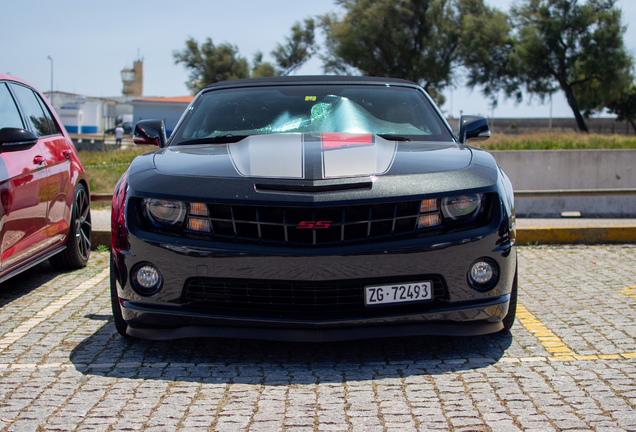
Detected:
left=515, top=189, right=636, bottom=198
left=90, top=189, right=636, bottom=203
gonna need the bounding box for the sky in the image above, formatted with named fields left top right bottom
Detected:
left=2, top=0, right=634, bottom=119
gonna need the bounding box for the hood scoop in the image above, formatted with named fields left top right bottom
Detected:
left=255, top=181, right=373, bottom=194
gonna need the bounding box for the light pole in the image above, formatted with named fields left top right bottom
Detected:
left=46, top=55, right=53, bottom=106
left=549, top=93, right=553, bottom=129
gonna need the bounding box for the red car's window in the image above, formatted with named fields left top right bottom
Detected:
left=9, top=83, right=56, bottom=137
left=0, top=83, right=25, bottom=130
left=35, top=93, right=61, bottom=136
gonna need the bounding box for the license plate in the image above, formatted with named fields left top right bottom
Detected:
left=364, top=281, right=433, bottom=306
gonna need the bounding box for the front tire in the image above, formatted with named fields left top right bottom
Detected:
left=110, top=254, right=129, bottom=337
left=50, top=183, right=91, bottom=269
left=501, top=265, right=518, bottom=331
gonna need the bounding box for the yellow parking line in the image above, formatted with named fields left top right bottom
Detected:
left=516, top=304, right=575, bottom=357
left=619, top=286, right=636, bottom=300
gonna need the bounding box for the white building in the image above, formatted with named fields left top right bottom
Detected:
left=44, top=91, right=133, bottom=134
left=131, top=96, right=194, bottom=137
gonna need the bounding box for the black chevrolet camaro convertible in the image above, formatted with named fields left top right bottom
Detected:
left=110, top=76, right=517, bottom=341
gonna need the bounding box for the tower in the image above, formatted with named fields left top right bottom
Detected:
left=121, top=60, right=143, bottom=97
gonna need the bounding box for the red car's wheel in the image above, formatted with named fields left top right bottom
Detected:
left=50, top=183, right=91, bottom=269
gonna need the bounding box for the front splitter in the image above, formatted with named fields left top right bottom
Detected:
left=125, top=320, right=504, bottom=342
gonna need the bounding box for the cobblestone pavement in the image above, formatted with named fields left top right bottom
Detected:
left=0, top=245, right=634, bottom=431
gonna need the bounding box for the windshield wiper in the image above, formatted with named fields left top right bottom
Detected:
left=176, top=134, right=249, bottom=145
left=377, top=134, right=412, bottom=142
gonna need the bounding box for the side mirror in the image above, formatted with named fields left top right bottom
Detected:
left=0, top=128, right=39, bottom=153
left=458, top=115, right=490, bottom=144
left=133, top=120, right=167, bottom=148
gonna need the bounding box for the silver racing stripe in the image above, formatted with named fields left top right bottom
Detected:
left=228, top=133, right=304, bottom=179
left=321, top=135, right=397, bottom=179
left=227, top=133, right=398, bottom=179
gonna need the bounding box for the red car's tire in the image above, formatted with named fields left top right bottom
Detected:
left=50, top=183, right=91, bottom=269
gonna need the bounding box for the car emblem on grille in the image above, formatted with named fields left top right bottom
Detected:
left=297, top=221, right=332, bottom=229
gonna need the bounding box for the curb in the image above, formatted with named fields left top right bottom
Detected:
left=516, top=226, right=636, bottom=245
left=91, top=231, right=110, bottom=250
left=90, top=227, right=636, bottom=250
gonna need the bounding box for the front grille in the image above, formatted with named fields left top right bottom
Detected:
left=183, top=275, right=448, bottom=319
left=189, top=201, right=422, bottom=245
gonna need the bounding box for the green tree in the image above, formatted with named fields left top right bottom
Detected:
left=271, top=18, right=317, bottom=75
left=252, top=51, right=279, bottom=78
left=319, top=0, right=497, bottom=105
left=174, top=19, right=318, bottom=93
left=173, top=38, right=251, bottom=94
left=464, top=0, right=633, bottom=133
left=607, top=84, right=636, bottom=133
left=460, top=1, right=521, bottom=101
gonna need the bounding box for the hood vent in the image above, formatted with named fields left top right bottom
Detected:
left=255, top=182, right=372, bottom=194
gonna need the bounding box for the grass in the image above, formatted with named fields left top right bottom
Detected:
left=475, top=132, right=636, bottom=151
left=78, top=146, right=155, bottom=194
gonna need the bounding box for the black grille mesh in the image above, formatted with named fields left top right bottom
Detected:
left=184, top=276, right=447, bottom=319
left=191, top=201, right=422, bottom=245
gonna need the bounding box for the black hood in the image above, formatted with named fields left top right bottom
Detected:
left=153, top=133, right=472, bottom=180
left=126, top=133, right=499, bottom=204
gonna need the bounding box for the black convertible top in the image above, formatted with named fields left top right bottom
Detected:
left=203, top=75, right=418, bottom=90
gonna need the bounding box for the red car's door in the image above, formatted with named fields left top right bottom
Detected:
left=0, top=83, right=50, bottom=269
left=38, top=135, right=72, bottom=239
left=28, top=92, right=73, bottom=240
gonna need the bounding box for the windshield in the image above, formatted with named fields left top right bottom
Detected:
left=171, top=84, right=454, bottom=144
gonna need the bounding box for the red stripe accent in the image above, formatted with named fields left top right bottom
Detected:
left=320, top=133, right=374, bottom=150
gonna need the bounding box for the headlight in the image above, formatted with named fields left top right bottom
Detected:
left=143, top=198, right=186, bottom=227
left=441, top=194, right=483, bottom=221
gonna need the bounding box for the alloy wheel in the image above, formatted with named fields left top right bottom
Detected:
left=75, top=187, right=91, bottom=260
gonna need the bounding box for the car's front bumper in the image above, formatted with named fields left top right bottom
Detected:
left=113, top=214, right=516, bottom=341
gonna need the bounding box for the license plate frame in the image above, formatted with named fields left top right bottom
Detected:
left=364, top=281, right=433, bottom=306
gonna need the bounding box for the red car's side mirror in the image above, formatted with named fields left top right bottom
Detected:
left=0, top=127, right=39, bottom=153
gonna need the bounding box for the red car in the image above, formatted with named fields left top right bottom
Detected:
left=0, top=74, right=91, bottom=282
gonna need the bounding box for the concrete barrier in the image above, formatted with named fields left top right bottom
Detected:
left=491, top=150, right=636, bottom=217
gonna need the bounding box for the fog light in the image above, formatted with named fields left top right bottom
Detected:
left=137, top=265, right=159, bottom=287
left=471, top=261, right=493, bottom=283
left=132, top=263, right=163, bottom=296
left=468, top=258, right=498, bottom=291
